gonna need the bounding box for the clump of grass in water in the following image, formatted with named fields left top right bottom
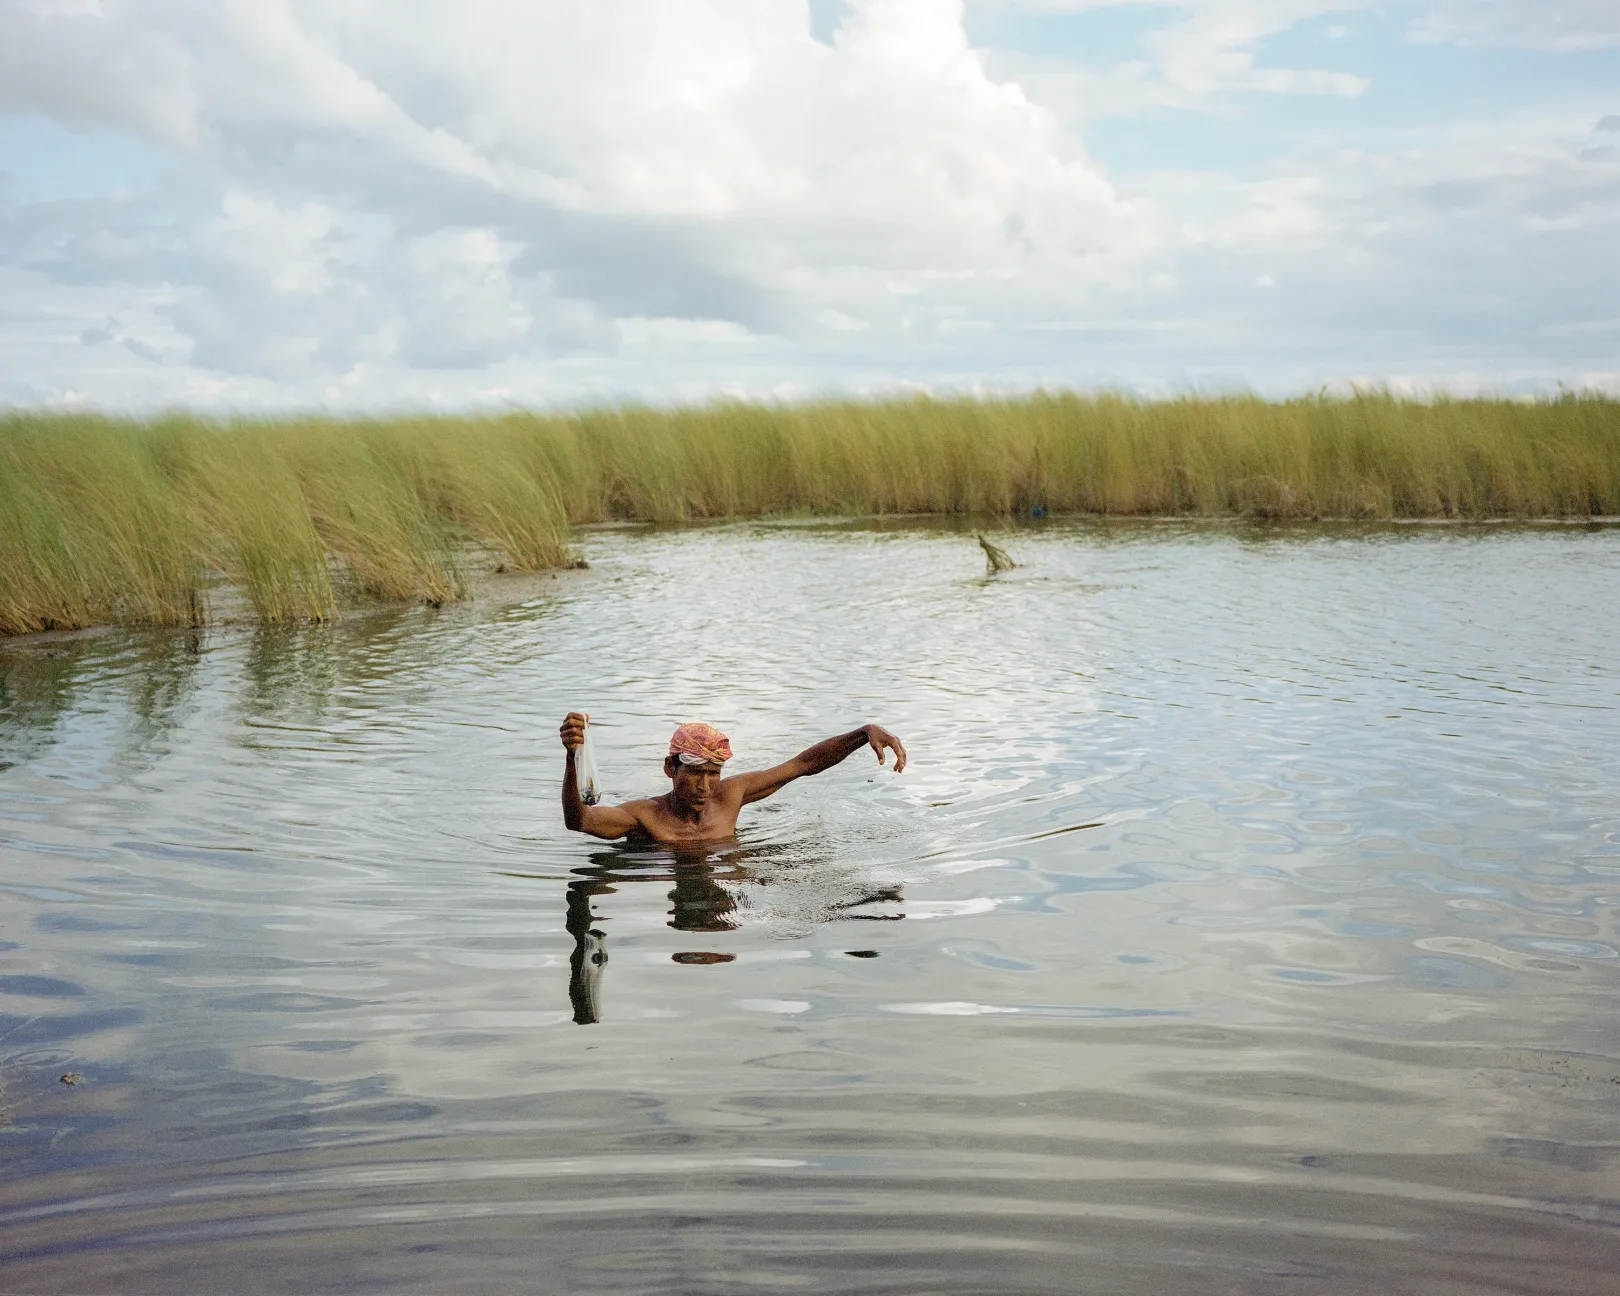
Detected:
left=977, top=534, right=1016, bottom=574
left=2, top=392, right=1617, bottom=634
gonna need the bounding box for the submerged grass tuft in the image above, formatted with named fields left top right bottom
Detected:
left=977, top=534, right=1017, bottom=574
left=2, top=392, right=1616, bottom=634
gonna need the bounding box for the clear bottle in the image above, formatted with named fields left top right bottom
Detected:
left=576, top=713, right=602, bottom=806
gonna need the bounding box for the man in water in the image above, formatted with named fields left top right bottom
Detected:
left=559, top=715, right=907, bottom=845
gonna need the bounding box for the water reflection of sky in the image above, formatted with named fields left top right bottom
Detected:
left=2, top=520, right=1619, bottom=1292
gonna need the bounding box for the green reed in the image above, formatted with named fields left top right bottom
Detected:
left=2, top=392, right=1616, bottom=634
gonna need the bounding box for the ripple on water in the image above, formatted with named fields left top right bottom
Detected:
left=1, top=520, right=1619, bottom=1292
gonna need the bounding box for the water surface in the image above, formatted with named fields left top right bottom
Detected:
left=2, top=520, right=1619, bottom=1294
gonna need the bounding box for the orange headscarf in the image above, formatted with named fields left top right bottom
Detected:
left=669, top=722, right=732, bottom=767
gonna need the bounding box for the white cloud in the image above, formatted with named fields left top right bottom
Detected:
left=1, top=0, right=1152, bottom=386
left=1141, top=2, right=1369, bottom=98
left=1110, top=112, right=1620, bottom=390
left=1410, top=0, right=1620, bottom=52
left=0, top=0, right=1615, bottom=405
left=977, top=0, right=1374, bottom=122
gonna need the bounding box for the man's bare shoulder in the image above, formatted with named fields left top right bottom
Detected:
left=611, top=796, right=662, bottom=820
left=588, top=796, right=665, bottom=842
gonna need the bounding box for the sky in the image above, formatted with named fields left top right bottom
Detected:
left=1, top=0, right=1616, bottom=411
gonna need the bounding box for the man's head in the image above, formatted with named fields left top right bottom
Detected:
left=664, top=722, right=732, bottom=812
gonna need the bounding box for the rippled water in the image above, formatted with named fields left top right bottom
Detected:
left=2, top=519, right=1619, bottom=1294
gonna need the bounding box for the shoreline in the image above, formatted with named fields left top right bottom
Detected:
left=5, top=393, right=1617, bottom=636
left=2, top=513, right=1615, bottom=645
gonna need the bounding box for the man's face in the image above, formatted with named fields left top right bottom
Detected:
left=666, top=757, right=723, bottom=811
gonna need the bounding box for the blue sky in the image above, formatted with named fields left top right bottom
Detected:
left=1, top=0, right=1616, bottom=410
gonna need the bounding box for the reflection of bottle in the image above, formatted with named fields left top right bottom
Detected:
left=577, top=713, right=601, bottom=806
left=565, top=882, right=608, bottom=1025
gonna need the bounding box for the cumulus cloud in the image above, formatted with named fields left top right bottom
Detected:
left=0, top=0, right=1616, bottom=405
left=1, top=0, right=1156, bottom=392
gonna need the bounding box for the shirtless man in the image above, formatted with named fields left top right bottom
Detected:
left=559, top=715, right=907, bottom=845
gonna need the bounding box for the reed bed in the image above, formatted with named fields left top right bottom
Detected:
left=2, top=392, right=1616, bottom=634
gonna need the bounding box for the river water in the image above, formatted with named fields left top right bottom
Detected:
left=1, top=519, right=1618, bottom=1294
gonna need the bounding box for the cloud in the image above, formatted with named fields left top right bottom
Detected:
left=977, top=0, right=1375, bottom=121
left=0, top=0, right=1615, bottom=405
left=1115, top=114, right=1620, bottom=390
left=1, top=0, right=1155, bottom=393
left=79, top=317, right=117, bottom=346
left=1409, top=0, right=1620, bottom=52
left=1139, top=2, right=1370, bottom=99
left=0, top=1, right=204, bottom=148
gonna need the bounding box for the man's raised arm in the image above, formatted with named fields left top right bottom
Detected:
left=559, top=712, right=640, bottom=839
left=730, top=724, right=906, bottom=806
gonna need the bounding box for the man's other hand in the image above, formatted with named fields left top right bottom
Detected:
left=865, top=724, right=907, bottom=773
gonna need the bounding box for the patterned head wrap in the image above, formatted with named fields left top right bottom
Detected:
left=669, top=722, right=732, bottom=768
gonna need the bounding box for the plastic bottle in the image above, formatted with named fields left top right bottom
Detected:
left=576, top=713, right=602, bottom=806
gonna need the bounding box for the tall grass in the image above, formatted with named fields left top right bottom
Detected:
left=2, top=392, right=1616, bottom=634
left=186, top=425, right=336, bottom=622
left=0, top=417, right=201, bottom=633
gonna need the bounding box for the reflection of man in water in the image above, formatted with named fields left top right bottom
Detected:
left=559, top=716, right=907, bottom=844
left=564, top=855, right=744, bottom=1024
left=563, top=851, right=905, bottom=1025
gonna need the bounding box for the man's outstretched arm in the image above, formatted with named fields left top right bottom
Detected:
left=730, top=724, right=906, bottom=806
left=559, top=712, right=640, bottom=839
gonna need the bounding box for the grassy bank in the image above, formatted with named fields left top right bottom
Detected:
left=3, top=392, right=1617, bottom=634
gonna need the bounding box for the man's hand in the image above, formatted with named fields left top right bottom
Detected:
left=559, top=712, right=587, bottom=752
left=723, top=722, right=910, bottom=807
left=559, top=711, right=639, bottom=839
left=865, top=724, right=907, bottom=773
